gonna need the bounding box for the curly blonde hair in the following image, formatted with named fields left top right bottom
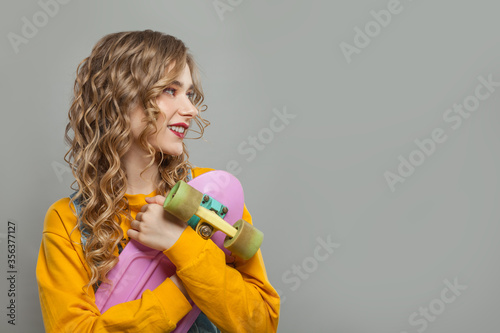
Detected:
left=63, top=30, right=209, bottom=290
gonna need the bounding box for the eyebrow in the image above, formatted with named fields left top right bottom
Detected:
left=170, top=80, right=194, bottom=91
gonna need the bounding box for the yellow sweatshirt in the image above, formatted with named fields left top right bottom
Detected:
left=36, top=167, right=280, bottom=332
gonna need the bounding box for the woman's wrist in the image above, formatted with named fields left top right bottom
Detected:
left=170, top=274, right=190, bottom=300
left=162, top=222, right=188, bottom=251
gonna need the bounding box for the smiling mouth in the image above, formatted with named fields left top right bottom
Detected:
left=167, top=125, right=186, bottom=134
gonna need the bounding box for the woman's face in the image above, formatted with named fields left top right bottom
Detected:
left=129, top=63, right=199, bottom=157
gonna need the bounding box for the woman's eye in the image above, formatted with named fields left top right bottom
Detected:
left=163, top=88, right=175, bottom=95
left=163, top=88, right=193, bottom=100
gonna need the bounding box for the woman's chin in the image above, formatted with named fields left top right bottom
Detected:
left=153, top=142, right=184, bottom=157
left=171, top=151, right=183, bottom=157
left=165, top=147, right=184, bottom=157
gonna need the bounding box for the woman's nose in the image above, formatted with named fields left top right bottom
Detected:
left=179, top=98, right=199, bottom=118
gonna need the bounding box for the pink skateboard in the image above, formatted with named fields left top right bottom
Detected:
left=94, top=170, right=263, bottom=332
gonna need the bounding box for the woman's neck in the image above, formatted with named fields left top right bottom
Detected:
left=121, top=145, right=161, bottom=195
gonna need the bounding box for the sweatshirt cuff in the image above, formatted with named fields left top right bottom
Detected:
left=152, top=277, right=192, bottom=324
left=163, top=227, right=208, bottom=270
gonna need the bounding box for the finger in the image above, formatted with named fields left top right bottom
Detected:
left=146, top=195, right=166, bottom=205
left=130, top=219, right=142, bottom=231
left=127, top=228, right=140, bottom=241
left=151, top=195, right=165, bottom=205
left=135, top=212, right=143, bottom=221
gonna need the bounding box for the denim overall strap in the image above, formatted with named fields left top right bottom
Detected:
left=187, top=312, right=221, bottom=333
left=186, top=167, right=193, bottom=182
left=68, top=191, right=91, bottom=248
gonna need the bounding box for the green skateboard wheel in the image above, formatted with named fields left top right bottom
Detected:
left=223, top=219, right=264, bottom=260
left=163, top=180, right=204, bottom=222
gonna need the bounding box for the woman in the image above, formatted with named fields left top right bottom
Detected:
left=36, top=30, right=280, bottom=332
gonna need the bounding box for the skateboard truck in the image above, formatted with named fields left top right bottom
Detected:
left=163, top=180, right=264, bottom=260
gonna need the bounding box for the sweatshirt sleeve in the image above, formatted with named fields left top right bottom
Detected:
left=36, top=201, right=192, bottom=333
left=163, top=202, right=281, bottom=333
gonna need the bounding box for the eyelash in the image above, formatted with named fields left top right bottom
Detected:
left=163, top=88, right=195, bottom=99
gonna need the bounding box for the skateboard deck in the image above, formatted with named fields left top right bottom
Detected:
left=94, top=170, right=244, bottom=332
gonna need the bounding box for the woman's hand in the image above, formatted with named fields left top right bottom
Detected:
left=127, top=195, right=187, bottom=251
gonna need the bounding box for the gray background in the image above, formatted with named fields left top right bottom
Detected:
left=1, top=0, right=500, bottom=332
